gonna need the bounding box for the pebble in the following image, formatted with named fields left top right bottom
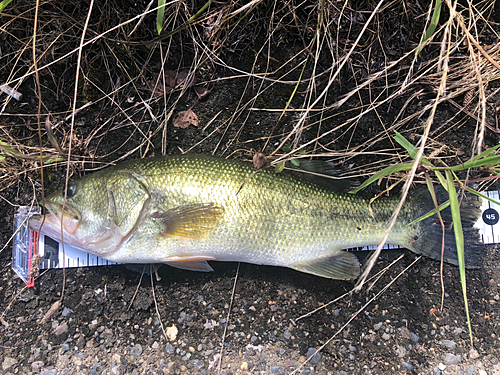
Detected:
left=283, top=330, right=291, bottom=340
left=166, top=343, right=175, bottom=354
left=190, top=359, right=204, bottom=370
left=61, top=343, right=70, bottom=352
left=443, top=353, right=461, bottom=365
left=402, top=362, right=414, bottom=371
left=90, top=363, right=100, bottom=375
left=178, top=312, right=186, bottom=324
left=40, top=370, right=58, bottom=375
left=442, top=339, right=457, bottom=350
left=395, top=345, right=406, bottom=357
left=2, top=357, right=18, bottom=370
left=61, top=307, right=71, bottom=317
left=152, top=341, right=159, bottom=349
left=306, top=348, right=321, bottom=365
left=130, top=344, right=143, bottom=357
left=167, top=325, right=178, bottom=341
left=382, top=333, right=391, bottom=340
left=32, top=361, right=44, bottom=370
left=300, top=371, right=312, bottom=375
left=373, top=322, right=383, bottom=331
left=410, top=332, right=420, bottom=343
left=241, top=362, right=248, bottom=370
left=271, top=366, right=285, bottom=373
left=54, top=322, right=68, bottom=336
left=438, top=363, right=446, bottom=371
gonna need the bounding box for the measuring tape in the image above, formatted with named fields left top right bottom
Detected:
left=11, top=194, right=500, bottom=286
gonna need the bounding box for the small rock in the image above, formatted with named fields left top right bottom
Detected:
left=54, top=322, right=68, bottom=336
left=382, top=333, right=391, bottom=340
left=111, top=354, right=121, bottom=364
left=241, top=362, right=248, bottom=370
left=40, top=370, right=58, bottom=375
left=166, top=325, right=178, bottom=341
left=61, top=343, right=70, bottom=352
left=271, top=366, right=285, bottom=373
left=395, top=345, right=406, bottom=358
left=306, top=348, right=321, bottom=365
left=178, top=312, right=186, bottom=324
left=438, top=363, right=447, bottom=371
left=442, top=340, right=457, bottom=350
left=165, top=343, right=175, bottom=354
left=61, top=307, right=72, bottom=317
left=152, top=341, right=159, bottom=349
left=443, top=353, right=461, bottom=366
left=31, top=361, right=44, bottom=370
left=284, top=330, right=291, bottom=340
left=469, top=348, right=480, bottom=359
left=373, top=322, right=383, bottom=331
left=402, top=362, right=414, bottom=371
left=2, top=357, right=18, bottom=370
left=130, top=344, right=143, bottom=357
left=410, top=332, right=420, bottom=343
left=190, top=359, right=204, bottom=370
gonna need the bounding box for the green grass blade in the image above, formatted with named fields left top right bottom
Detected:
left=0, top=0, right=13, bottom=13
left=445, top=170, right=473, bottom=345
left=463, top=186, right=500, bottom=206
left=157, top=0, right=166, bottom=35
left=416, top=0, right=442, bottom=56
left=349, top=162, right=414, bottom=194
left=393, top=131, right=432, bottom=165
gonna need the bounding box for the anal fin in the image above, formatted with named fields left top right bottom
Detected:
left=292, top=251, right=360, bottom=280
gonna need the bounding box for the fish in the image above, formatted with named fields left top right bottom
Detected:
left=29, top=154, right=483, bottom=279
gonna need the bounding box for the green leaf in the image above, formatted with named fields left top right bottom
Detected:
left=275, top=162, right=285, bottom=173
left=446, top=170, right=473, bottom=345
left=291, top=158, right=300, bottom=167
left=0, top=0, right=13, bottom=13
left=157, top=0, right=166, bottom=35
left=393, top=131, right=432, bottom=165
left=463, top=186, right=500, bottom=207
left=416, top=0, right=442, bottom=56
left=349, top=162, right=414, bottom=194
left=283, top=147, right=292, bottom=153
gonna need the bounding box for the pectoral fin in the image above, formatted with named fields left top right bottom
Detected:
left=292, top=252, right=360, bottom=280
left=152, top=203, right=224, bottom=239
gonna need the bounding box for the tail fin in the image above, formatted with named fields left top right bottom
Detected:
left=403, top=187, right=483, bottom=268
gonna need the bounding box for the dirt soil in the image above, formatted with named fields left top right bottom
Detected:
left=1, top=0, right=500, bottom=374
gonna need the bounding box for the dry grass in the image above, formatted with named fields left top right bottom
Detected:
left=1, top=0, right=499, bottom=368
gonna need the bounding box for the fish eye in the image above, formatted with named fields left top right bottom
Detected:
left=65, top=181, right=77, bottom=198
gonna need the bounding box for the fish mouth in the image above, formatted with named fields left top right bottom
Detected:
left=28, top=202, right=81, bottom=241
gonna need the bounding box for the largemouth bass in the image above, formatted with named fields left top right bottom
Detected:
left=29, top=154, right=482, bottom=279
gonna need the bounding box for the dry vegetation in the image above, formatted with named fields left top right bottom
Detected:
left=1, top=0, right=500, bottom=372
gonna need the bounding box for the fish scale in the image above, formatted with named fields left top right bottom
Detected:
left=29, top=154, right=483, bottom=279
